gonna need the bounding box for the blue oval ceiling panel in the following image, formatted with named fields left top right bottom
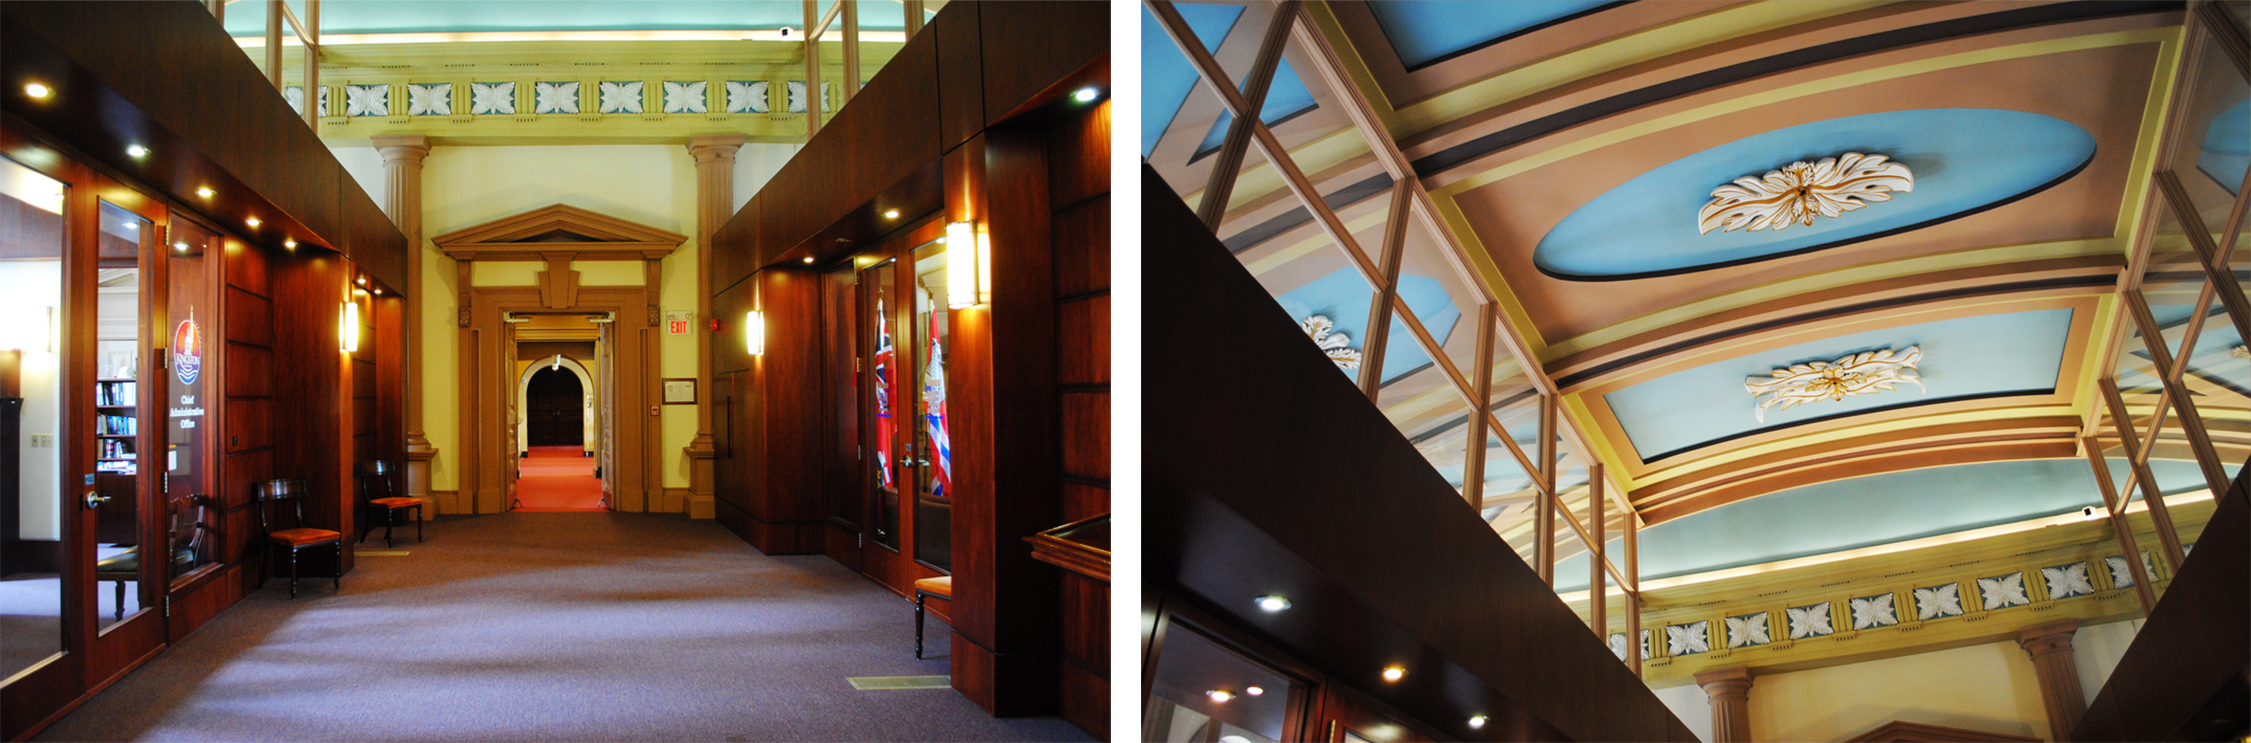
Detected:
left=1532, top=109, right=2097, bottom=280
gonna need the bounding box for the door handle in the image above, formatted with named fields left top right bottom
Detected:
left=84, top=491, right=110, bottom=509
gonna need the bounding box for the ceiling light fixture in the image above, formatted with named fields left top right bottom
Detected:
left=1244, top=686, right=1264, bottom=696
left=126, top=145, right=148, bottom=158
left=802, top=256, right=815, bottom=264
left=1072, top=87, right=1099, bottom=103
left=284, top=238, right=297, bottom=249
left=1254, top=595, right=1291, bottom=612
left=173, top=241, right=188, bottom=251
left=124, top=223, right=137, bottom=231
left=24, top=82, right=51, bottom=99
left=1205, top=690, right=1233, bottom=703
left=882, top=209, right=899, bottom=219
left=1468, top=715, right=1487, bottom=729
left=1381, top=665, right=1405, bottom=682
left=245, top=217, right=261, bottom=228
left=196, top=186, right=214, bottom=198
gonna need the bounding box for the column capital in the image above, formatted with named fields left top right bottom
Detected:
left=2017, top=619, right=2079, bottom=657
left=1694, top=665, right=1754, bottom=697
left=687, top=133, right=748, bottom=164
left=372, top=134, right=431, bottom=164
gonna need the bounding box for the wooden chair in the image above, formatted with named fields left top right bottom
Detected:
left=93, top=548, right=137, bottom=621
left=356, top=460, right=421, bottom=547
left=256, top=478, right=340, bottom=598
left=912, top=575, right=953, bottom=659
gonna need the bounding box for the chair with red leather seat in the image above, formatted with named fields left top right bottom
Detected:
left=256, top=478, right=340, bottom=598
left=356, top=460, right=421, bottom=547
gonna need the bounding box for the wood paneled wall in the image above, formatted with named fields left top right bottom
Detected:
left=270, top=252, right=355, bottom=577
left=1049, top=101, right=1111, bottom=738
left=710, top=269, right=827, bottom=553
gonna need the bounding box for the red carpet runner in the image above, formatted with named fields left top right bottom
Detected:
left=515, top=445, right=606, bottom=511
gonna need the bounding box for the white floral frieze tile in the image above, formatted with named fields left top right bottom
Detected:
left=1641, top=629, right=1651, bottom=660
left=1608, top=632, right=1627, bottom=661
left=787, top=80, right=832, bottom=113
left=726, top=80, right=769, bottom=113
left=470, top=82, right=516, bottom=115
left=534, top=81, right=580, bottom=114
left=345, top=84, right=389, bottom=117
left=1849, top=593, right=1898, bottom=630
left=1978, top=572, right=2030, bottom=609
left=663, top=81, right=707, bottom=114
left=1725, top=612, right=1770, bottom=648
left=407, top=83, right=452, bottom=116
left=2041, top=562, right=2094, bottom=599
left=1786, top=602, right=1833, bottom=639
left=2102, top=552, right=2156, bottom=589
left=1914, top=583, right=1964, bottom=620
left=319, top=85, right=330, bottom=116
left=1665, top=621, right=1710, bottom=656
left=599, top=80, right=643, bottom=114
left=285, top=86, right=304, bottom=116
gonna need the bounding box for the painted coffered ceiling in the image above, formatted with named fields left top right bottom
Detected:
left=1150, top=0, right=2251, bottom=576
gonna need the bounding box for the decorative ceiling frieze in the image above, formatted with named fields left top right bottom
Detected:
left=1743, top=346, right=1923, bottom=423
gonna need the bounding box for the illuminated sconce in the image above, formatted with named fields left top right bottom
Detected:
left=743, top=310, right=764, bottom=355
left=945, top=221, right=988, bottom=309
left=340, top=300, right=360, bottom=352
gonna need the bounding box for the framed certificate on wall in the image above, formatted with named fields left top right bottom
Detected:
left=661, top=378, right=697, bottom=405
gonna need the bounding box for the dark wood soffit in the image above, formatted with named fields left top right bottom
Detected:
left=0, top=1, right=407, bottom=294
left=709, top=0, right=1107, bottom=286
left=1142, top=165, right=1694, bottom=743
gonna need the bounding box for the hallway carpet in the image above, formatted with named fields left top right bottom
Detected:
left=33, top=513, right=1091, bottom=742
left=514, top=445, right=606, bottom=511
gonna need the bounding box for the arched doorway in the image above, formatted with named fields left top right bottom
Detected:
left=525, top=366, right=583, bottom=448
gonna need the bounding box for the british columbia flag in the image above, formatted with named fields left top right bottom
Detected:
left=923, top=326, right=952, bottom=498
left=873, top=300, right=895, bottom=490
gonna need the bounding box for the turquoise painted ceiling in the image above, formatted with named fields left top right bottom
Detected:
left=1605, top=308, right=2074, bottom=461
left=1554, top=457, right=2235, bottom=591
left=1140, top=3, right=1317, bottom=159
left=1364, top=0, right=1614, bottom=69
left=2199, top=98, right=2249, bottom=196
left=1276, top=268, right=1461, bottom=384
left=224, top=0, right=918, bottom=36
left=1532, top=109, right=2097, bottom=280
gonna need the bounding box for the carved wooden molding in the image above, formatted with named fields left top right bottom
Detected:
left=1845, top=721, right=2039, bottom=742
left=433, top=203, right=686, bottom=262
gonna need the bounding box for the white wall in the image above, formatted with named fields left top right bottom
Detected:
left=1649, top=619, right=2143, bottom=742
left=0, top=261, right=63, bottom=541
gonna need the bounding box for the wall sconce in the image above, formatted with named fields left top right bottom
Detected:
left=743, top=310, right=764, bottom=355
left=946, top=221, right=988, bottom=309
left=340, top=300, right=360, bottom=353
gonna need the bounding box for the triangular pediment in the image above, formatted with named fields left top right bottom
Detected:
left=433, top=204, right=686, bottom=261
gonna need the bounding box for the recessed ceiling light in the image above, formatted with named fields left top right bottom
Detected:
left=882, top=209, right=899, bottom=219
left=196, top=187, right=214, bottom=198
left=123, top=223, right=137, bottom=231
left=244, top=217, right=261, bottom=228
left=126, top=145, right=148, bottom=158
left=1244, top=686, right=1264, bottom=696
left=1254, top=595, right=1290, bottom=612
left=1468, top=715, right=1487, bottom=729
left=802, top=256, right=815, bottom=264
left=1381, top=665, right=1405, bottom=682
left=1072, top=87, right=1099, bottom=103
left=172, top=242, right=188, bottom=251
left=24, top=82, right=50, bottom=99
left=373, top=288, right=382, bottom=295
left=1205, top=690, right=1233, bottom=703
left=284, top=238, right=297, bottom=249
left=357, top=277, right=367, bottom=286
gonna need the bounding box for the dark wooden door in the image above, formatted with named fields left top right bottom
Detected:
left=524, top=366, right=583, bottom=447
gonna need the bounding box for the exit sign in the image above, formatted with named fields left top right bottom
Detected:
left=664, top=310, right=694, bottom=335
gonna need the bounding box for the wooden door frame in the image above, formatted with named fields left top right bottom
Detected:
left=849, top=217, right=948, bottom=595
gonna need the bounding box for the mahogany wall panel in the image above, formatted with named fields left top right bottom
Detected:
left=268, top=251, right=352, bottom=576
left=1060, top=393, right=1108, bottom=481
left=225, top=288, right=273, bottom=348
left=1052, top=197, right=1110, bottom=298
left=977, top=2, right=1108, bottom=124
left=934, top=3, right=986, bottom=153
left=1058, top=296, right=1108, bottom=386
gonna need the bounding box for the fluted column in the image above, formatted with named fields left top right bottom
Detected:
left=372, top=134, right=437, bottom=516
left=2017, top=620, right=2086, bottom=739
left=1695, top=666, right=1754, bottom=743
left=684, top=134, right=746, bottom=519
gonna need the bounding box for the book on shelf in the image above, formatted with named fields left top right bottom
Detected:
left=97, top=381, right=136, bottom=407
left=98, top=415, right=137, bottom=436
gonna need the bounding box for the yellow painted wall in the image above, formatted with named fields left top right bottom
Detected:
left=336, top=142, right=796, bottom=503
left=1649, top=618, right=2143, bottom=742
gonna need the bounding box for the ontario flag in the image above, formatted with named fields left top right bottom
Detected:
left=923, top=327, right=953, bottom=498
left=873, top=300, right=895, bottom=490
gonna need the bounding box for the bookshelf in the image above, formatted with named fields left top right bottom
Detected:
left=96, top=378, right=135, bottom=474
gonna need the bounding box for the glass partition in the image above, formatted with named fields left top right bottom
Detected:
left=93, top=200, right=151, bottom=631
left=863, top=257, right=901, bottom=551
left=0, top=157, right=67, bottom=680
left=165, top=219, right=217, bottom=583
left=910, top=240, right=951, bottom=571
left=1146, top=622, right=1306, bottom=743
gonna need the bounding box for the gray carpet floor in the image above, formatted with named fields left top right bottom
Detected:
left=33, top=512, right=1093, bottom=742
